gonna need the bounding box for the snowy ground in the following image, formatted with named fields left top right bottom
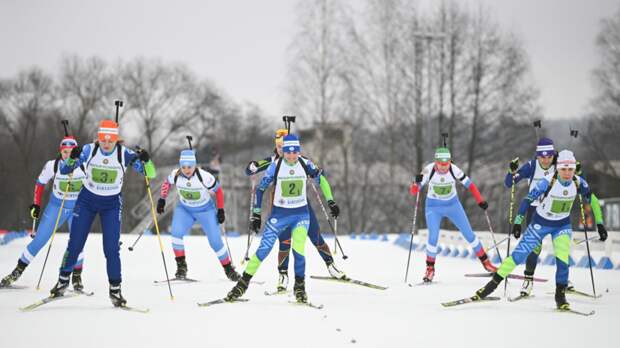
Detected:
left=1, top=233, right=618, bottom=348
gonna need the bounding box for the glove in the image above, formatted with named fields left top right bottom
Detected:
left=248, top=161, right=259, bottom=174
left=576, top=161, right=582, bottom=176
left=217, top=208, right=226, bottom=224
left=250, top=212, right=261, bottom=233
left=29, top=204, right=41, bottom=219
left=512, top=224, right=522, bottom=239
left=409, top=183, right=419, bottom=196
left=137, top=149, right=150, bottom=162
left=70, top=146, right=82, bottom=160
left=597, top=224, right=608, bottom=242
left=478, top=201, right=488, bottom=210
left=156, top=198, right=165, bottom=214
left=509, top=157, right=519, bottom=173
left=415, top=174, right=423, bottom=183
left=328, top=200, right=340, bottom=218
left=512, top=214, right=524, bottom=239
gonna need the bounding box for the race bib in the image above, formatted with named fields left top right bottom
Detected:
left=280, top=180, right=303, bottom=198
left=91, top=168, right=118, bottom=184
left=432, top=184, right=453, bottom=196
left=179, top=189, right=201, bottom=201
left=58, top=180, right=83, bottom=193
left=550, top=199, right=573, bottom=214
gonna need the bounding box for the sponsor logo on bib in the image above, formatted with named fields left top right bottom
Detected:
left=440, top=177, right=445, bottom=182
left=279, top=199, right=285, bottom=204
left=563, top=190, right=568, bottom=196
left=544, top=171, right=549, bottom=176
left=103, top=159, right=109, bottom=165
left=186, top=182, right=191, bottom=187
left=534, top=224, right=541, bottom=230
left=270, top=218, right=278, bottom=224
left=289, top=169, right=295, bottom=175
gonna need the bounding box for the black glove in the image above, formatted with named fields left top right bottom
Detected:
left=156, top=198, right=165, bottom=214
left=250, top=212, right=261, bottom=233
left=70, top=146, right=82, bottom=160
left=328, top=200, right=340, bottom=218
left=137, top=149, right=150, bottom=162
left=478, top=201, right=488, bottom=210
left=512, top=224, right=522, bottom=239
left=509, top=158, right=519, bottom=173
left=415, top=174, right=424, bottom=183
left=597, top=224, right=608, bottom=242
left=576, top=161, right=582, bottom=176
left=29, top=204, right=41, bottom=219
left=217, top=208, right=226, bottom=224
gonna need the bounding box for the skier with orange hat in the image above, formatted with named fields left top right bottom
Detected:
left=0, top=135, right=87, bottom=289
left=48, top=118, right=156, bottom=307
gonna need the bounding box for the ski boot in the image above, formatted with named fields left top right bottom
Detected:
left=555, top=284, right=570, bottom=310
left=293, top=277, right=308, bottom=303
left=423, top=259, right=435, bottom=283
left=72, top=268, right=84, bottom=292
left=327, top=261, right=347, bottom=280
left=475, top=273, right=503, bottom=299
left=225, top=272, right=252, bottom=301
left=520, top=273, right=534, bottom=297
left=477, top=250, right=497, bottom=272
left=0, top=260, right=27, bottom=288
left=566, top=280, right=574, bottom=292
left=223, top=262, right=241, bottom=282
left=175, top=256, right=188, bottom=279
left=50, top=277, right=70, bottom=298
left=277, top=270, right=289, bottom=292
left=109, top=284, right=127, bottom=307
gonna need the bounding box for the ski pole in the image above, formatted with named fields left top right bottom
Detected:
left=220, top=223, right=234, bottom=264
left=241, top=177, right=257, bottom=265
left=36, top=173, right=73, bottom=290
left=128, top=228, right=146, bottom=251
left=577, top=193, right=597, bottom=298
left=30, top=217, right=37, bottom=239
left=309, top=180, right=348, bottom=259
left=142, top=162, right=174, bottom=301
left=483, top=210, right=503, bottom=263
left=405, top=190, right=420, bottom=283
left=485, top=236, right=509, bottom=254
left=504, top=174, right=516, bottom=296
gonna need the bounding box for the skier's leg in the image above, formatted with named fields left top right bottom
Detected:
left=195, top=206, right=231, bottom=265
left=21, top=200, right=66, bottom=265
left=446, top=200, right=494, bottom=271
left=307, top=204, right=333, bottom=265
left=99, top=195, right=122, bottom=286
left=170, top=205, right=194, bottom=278
left=291, top=215, right=310, bottom=302
left=524, top=207, right=541, bottom=276
left=277, top=228, right=292, bottom=273
left=424, top=206, right=442, bottom=281
left=552, top=226, right=572, bottom=308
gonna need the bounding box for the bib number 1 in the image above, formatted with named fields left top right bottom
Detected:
left=550, top=199, right=573, bottom=214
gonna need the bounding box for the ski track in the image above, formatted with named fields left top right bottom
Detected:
left=1, top=234, right=618, bottom=348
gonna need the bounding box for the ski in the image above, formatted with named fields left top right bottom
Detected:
left=288, top=300, right=324, bottom=310
left=119, top=305, right=150, bottom=313
left=441, top=296, right=501, bottom=308
left=508, top=294, right=534, bottom=302
left=153, top=277, right=199, bottom=284
left=69, top=289, right=94, bottom=296
left=197, top=298, right=249, bottom=307
left=0, top=284, right=28, bottom=290
left=310, top=275, right=388, bottom=290
left=264, top=289, right=289, bottom=296
left=557, top=308, right=595, bottom=316
left=409, top=281, right=439, bottom=287
left=464, top=273, right=548, bottom=282
left=546, top=289, right=602, bottom=299
left=20, top=292, right=82, bottom=312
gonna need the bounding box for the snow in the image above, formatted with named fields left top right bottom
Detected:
left=1, top=233, right=619, bottom=348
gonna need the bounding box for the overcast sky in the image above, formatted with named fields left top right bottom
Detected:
left=1, top=0, right=618, bottom=121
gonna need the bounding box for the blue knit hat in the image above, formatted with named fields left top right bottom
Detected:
left=282, top=134, right=301, bottom=153
left=536, top=138, right=555, bottom=157
left=179, top=149, right=197, bottom=167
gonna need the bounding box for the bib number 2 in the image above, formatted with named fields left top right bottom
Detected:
left=281, top=180, right=303, bottom=198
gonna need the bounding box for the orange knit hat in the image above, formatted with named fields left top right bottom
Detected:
left=98, top=119, right=119, bottom=142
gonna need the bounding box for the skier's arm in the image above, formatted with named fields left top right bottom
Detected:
left=160, top=173, right=174, bottom=200
left=60, top=144, right=90, bottom=174
left=409, top=165, right=431, bottom=195
left=126, top=148, right=156, bottom=179
left=245, top=157, right=273, bottom=176
left=504, top=161, right=532, bottom=188
left=33, top=161, right=55, bottom=204
left=591, top=194, right=603, bottom=225
left=201, top=169, right=224, bottom=209
left=451, top=165, right=485, bottom=204
left=516, top=178, right=549, bottom=221
left=253, top=162, right=276, bottom=211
